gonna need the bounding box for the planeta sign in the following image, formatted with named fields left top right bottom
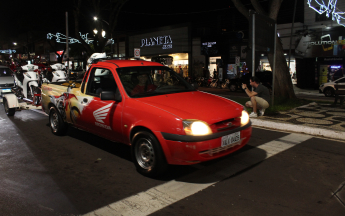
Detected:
left=140, top=35, right=173, bottom=49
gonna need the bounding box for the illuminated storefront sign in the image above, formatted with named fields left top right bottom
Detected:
left=331, top=65, right=341, bottom=68
left=140, top=35, right=173, bottom=49
left=307, top=0, right=345, bottom=27
left=129, top=26, right=189, bottom=56
left=202, top=42, right=216, bottom=47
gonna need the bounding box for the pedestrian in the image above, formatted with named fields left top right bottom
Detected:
left=242, top=76, right=270, bottom=117
left=213, top=69, right=217, bottom=79
left=179, top=66, right=183, bottom=77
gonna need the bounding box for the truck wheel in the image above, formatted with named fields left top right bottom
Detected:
left=3, top=99, right=15, bottom=116
left=132, top=131, right=168, bottom=177
left=49, top=106, right=68, bottom=135
left=324, top=88, right=335, bottom=97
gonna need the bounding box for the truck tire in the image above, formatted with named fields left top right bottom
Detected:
left=49, top=106, right=68, bottom=135
left=132, top=131, right=168, bottom=177
left=3, top=99, right=15, bottom=116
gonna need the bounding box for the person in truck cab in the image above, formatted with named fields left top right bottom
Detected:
left=131, top=73, right=157, bottom=96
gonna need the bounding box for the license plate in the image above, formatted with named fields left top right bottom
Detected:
left=1, top=89, right=11, bottom=93
left=221, top=131, right=241, bottom=147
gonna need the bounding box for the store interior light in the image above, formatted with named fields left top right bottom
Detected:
left=261, top=54, right=264, bottom=56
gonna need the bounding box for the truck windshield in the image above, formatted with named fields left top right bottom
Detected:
left=0, top=68, right=13, bottom=77
left=117, top=66, right=195, bottom=98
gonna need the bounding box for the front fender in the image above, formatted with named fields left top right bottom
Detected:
left=28, top=81, right=39, bottom=87
left=3, top=94, right=19, bottom=108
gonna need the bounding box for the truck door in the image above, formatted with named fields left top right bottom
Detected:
left=73, top=66, right=124, bottom=143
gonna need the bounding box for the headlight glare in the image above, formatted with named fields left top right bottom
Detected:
left=183, top=120, right=212, bottom=136
left=241, top=110, right=250, bottom=125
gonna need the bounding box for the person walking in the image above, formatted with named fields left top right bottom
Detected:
left=213, top=69, right=217, bottom=79
left=242, top=76, right=270, bottom=117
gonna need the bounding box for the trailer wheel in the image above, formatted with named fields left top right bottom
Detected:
left=49, top=106, right=68, bottom=135
left=3, top=99, right=15, bottom=116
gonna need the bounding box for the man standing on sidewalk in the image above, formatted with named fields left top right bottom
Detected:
left=242, top=76, right=270, bottom=117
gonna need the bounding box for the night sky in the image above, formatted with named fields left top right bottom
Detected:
left=0, top=0, right=303, bottom=41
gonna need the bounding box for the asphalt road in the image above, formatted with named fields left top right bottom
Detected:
left=0, top=104, right=344, bottom=216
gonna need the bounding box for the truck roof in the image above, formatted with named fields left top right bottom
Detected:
left=92, top=59, right=164, bottom=68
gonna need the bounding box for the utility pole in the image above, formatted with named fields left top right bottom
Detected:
left=288, top=0, right=297, bottom=76
left=66, top=12, right=70, bottom=79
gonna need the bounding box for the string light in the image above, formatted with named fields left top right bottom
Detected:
left=0, top=49, right=16, bottom=54
left=307, top=0, right=345, bottom=27
left=47, top=32, right=114, bottom=44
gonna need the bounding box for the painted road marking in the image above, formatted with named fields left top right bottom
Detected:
left=84, top=133, right=312, bottom=216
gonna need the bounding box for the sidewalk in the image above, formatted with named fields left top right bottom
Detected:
left=199, top=86, right=345, bottom=141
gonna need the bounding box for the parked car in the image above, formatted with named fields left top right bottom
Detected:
left=319, top=76, right=345, bottom=97
left=0, top=66, right=15, bottom=96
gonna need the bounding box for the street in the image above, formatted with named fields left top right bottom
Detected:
left=0, top=105, right=344, bottom=216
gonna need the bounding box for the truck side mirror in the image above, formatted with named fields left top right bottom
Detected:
left=100, top=91, right=115, bottom=100
left=100, top=89, right=122, bottom=102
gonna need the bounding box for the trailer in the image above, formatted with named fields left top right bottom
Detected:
left=2, top=88, right=41, bottom=116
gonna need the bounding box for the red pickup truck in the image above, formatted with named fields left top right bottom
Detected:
left=41, top=59, right=252, bottom=177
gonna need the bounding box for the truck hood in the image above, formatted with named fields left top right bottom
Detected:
left=136, top=91, right=243, bottom=124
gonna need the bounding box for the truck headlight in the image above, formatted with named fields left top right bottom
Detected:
left=183, top=120, right=212, bottom=136
left=241, top=110, right=250, bottom=125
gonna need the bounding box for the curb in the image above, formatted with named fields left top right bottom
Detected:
left=251, top=118, right=345, bottom=141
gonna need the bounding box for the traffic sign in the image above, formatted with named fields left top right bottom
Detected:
left=134, top=48, right=140, bottom=58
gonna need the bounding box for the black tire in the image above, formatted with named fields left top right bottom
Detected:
left=49, top=106, right=68, bottom=135
left=3, top=99, right=15, bottom=116
left=229, top=83, right=237, bottom=92
left=324, top=88, right=335, bottom=97
left=131, top=131, right=168, bottom=177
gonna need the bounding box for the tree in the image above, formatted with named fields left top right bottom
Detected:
left=231, top=0, right=296, bottom=99
left=72, top=0, right=128, bottom=57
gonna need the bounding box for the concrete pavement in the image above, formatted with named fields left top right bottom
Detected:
left=199, top=86, right=345, bottom=141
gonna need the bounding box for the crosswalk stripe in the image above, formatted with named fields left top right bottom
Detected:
left=84, top=133, right=312, bottom=216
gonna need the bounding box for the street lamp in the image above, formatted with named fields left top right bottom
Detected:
left=93, top=16, right=112, bottom=53
left=93, top=28, right=105, bottom=37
